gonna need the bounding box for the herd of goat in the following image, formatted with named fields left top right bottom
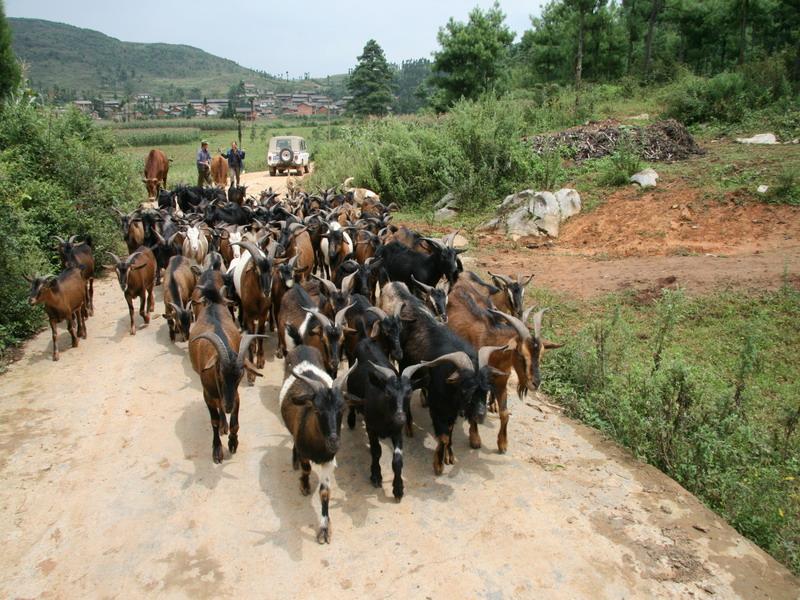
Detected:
left=27, top=180, right=561, bottom=544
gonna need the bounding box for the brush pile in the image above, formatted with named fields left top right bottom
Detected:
left=527, top=119, right=703, bottom=162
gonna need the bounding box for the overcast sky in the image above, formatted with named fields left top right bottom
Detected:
left=7, top=0, right=546, bottom=77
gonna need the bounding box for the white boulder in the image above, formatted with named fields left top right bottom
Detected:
left=736, top=133, right=778, bottom=145
left=630, top=168, right=659, bottom=188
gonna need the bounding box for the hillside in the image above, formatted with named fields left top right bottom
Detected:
left=9, top=18, right=325, bottom=98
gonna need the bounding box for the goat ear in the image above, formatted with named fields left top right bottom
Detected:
left=504, top=337, right=518, bottom=351
left=202, top=355, right=218, bottom=371
left=400, top=313, right=416, bottom=323
left=446, top=370, right=461, bottom=384
left=369, top=321, right=381, bottom=339
left=292, top=394, right=314, bottom=406
left=345, top=392, right=365, bottom=407
left=190, top=265, right=202, bottom=276
left=543, top=340, right=564, bottom=350
left=131, top=262, right=148, bottom=271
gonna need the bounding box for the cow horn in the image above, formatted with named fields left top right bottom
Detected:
left=368, top=361, right=397, bottom=382
left=333, top=359, right=359, bottom=393
left=478, top=345, right=509, bottom=370
left=418, top=351, right=474, bottom=374
left=411, top=275, right=433, bottom=294
left=489, top=309, right=531, bottom=340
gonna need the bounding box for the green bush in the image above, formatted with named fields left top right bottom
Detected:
left=0, top=100, right=140, bottom=354
left=597, top=134, right=643, bottom=186
left=113, top=127, right=201, bottom=146
left=543, top=287, right=800, bottom=574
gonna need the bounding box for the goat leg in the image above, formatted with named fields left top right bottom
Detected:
left=127, top=295, right=136, bottom=335
left=299, top=459, right=311, bottom=496
left=368, top=432, right=382, bottom=487
left=433, top=435, right=447, bottom=475
left=316, top=461, right=334, bottom=544
left=391, top=434, right=404, bottom=501
left=497, top=391, right=510, bottom=454
left=468, top=419, right=482, bottom=449
left=445, top=425, right=456, bottom=464
left=227, top=395, right=239, bottom=454
left=347, top=407, right=357, bottom=430
left=256, top=319, right=266, bottom=369
left=50, top=318, right=60, bottom=361
left=206, top=401, right=224, bottom=464
left=88, top=278, right=94, bottom=316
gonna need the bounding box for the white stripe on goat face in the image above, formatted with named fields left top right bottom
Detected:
left=187, top=226, right=200, bottom=252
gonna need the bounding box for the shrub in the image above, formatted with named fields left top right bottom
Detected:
left=0, top=100, right=140, bottom=354
left=596, top=133, right=643, bottom=186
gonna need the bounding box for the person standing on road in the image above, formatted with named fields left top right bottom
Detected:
left=220, top=141, right=245, bottom=186
left=196, top=140, right=212, bottom=187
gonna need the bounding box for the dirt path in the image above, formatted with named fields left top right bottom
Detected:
left=239, top=167, right=310, bottom=197
left=1, top=276, right=797, bottom=598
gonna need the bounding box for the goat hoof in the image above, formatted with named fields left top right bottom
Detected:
left=256, top=356, right=265, bottom=369
left=72, top=340, right=79, bottom=348
left=212, top=446, right=223, bottom=464
left=393, top=485, right=404, bottom=501
left=52, top=353, right=59, bottom=362
left=316, top=526, right=331, bottom=544
left=228, top=436, right=238, bottom=454
left=300, top=481, right=311, bottom=496
left=370, top=474, right=382, bottom=488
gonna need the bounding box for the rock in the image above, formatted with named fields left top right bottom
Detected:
left=757, top=185, right=769, bottom=194
left=736, top=133, right=778, bottom=145
left=485, top=188, right=582, bottom=238
left=434, top=207, right=458, bottom=222
left=452, top=233, right=469, bottom=249
left=630, top=113, right=650, bottom=120
left=434, top=192, right=460, bottom=211
left=630, top=168, right=659, bottom=188
left=555, top=188, right=582, bottom=222
left=680, top=206, right=693, bottom=221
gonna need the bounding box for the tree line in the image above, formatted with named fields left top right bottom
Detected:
left=346, top=0, right=800, bottom=116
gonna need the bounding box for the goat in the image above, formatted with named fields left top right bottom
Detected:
left=320, top=222, right=353, bottom=279
left=162, top=255, right=197, bottom=342
left=411, top=275, right=449, bottom=322
left=279, top=345, right=357, bottom=543
left=230, top=240, right=278, bottom=377
left=25, top=268, right=87, bottom=361
left=346, top=342, right=428, bottom=500
left=282, top=294, right=353, bottom=377
left=107, top=247, right=157, bottom=335
left=376, top=238, right=463, bottom=289
left=53, top=234, right=95, bottom=317
left=488, top=272, right=535, bottom=319
left=182, top=224, right=209, bottom=265
left=379, top=282, right=506, bottom=474
left=189, top=284, right=264, bottom=463
left=275, top=223, right=314, bottom=279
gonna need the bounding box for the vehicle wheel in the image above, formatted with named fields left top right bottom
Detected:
left=269, top=167, right=276, bottom=176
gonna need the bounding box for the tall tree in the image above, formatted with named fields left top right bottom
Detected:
left=0, top=0, right=20, bottom=98
left=565, top=0, right=606, bottom=100
left=347, top=39, right=394, bottom=117
left=428, top=2, right=515, bottom=111
left=642, top=0, right=663, bottom=78
left=394, top=58, right=432, bottom=114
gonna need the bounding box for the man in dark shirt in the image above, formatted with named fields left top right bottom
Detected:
left=196, top=140, right=212, bottom=187
left=221, top=141, right=246, bottom=186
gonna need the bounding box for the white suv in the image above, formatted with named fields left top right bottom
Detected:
left=267, top=136, right=310, bottom=176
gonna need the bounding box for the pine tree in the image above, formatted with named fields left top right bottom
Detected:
left=0, top=0, right=21, bottom=98
left=347, top=39, right=394, bottom=117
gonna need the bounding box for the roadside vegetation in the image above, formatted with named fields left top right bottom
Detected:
left=536, top=283, right=800, bottom=574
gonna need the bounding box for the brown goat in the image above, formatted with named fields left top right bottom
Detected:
left=54, top=234, right=95, bottom=317
left=107, top=247, right=156, bottom=335
left=189, top=285, right=263, bottom=463
left=488, top=272, right=535, bottom=319
left=162, top=255, right=198, bottom=342
left=25, top=268, right=87, bottom=361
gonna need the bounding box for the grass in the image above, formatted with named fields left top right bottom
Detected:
left=534, top=283, right=800, bottom=575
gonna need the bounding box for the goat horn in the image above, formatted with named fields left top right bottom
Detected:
left=366, top=306, right=388, bottom=321
left=400, top=361, right=428, bottom=382
left=237, top=333, right=269, bottom=366
left=267, top=241, right=280, bottom=261
left=478, top=345, right=509, bottom=370
left=488, top=271, right=513, bottom=286
left=418, top=351, right=474, bottom=374
left=289, top=253, right=299, bottom=269
left=421, top=237, right=444, bottom=250
left=411, top=275, right=433, bottom=293
left=521, top=273, right=535, bottom=287
left=193, top=332, right=235, bottom=368
left=292, top=369, right=328, bottom=395
left=333, top=358, right=359, bottom=393
left=531, top=308, right=549, bottom=340
left=105, top=251, right=122, bottom=264
left=394, top=301, right=404, bottom=319
left=334, top=302, right=355, bottom=329
left=311, top=274, right=337, bottom=296
left=489, top=309, right=531, bottom=340
left=167, top=301, right=184, bottom=314
left=340, top=272, right=356, bottom=296
left=443, top=230, right=459, bottom=248
left=369, top=361, right=397, bottom=382
left=231, top=240, right=263, bottom=260
left=52, top=235, right=66, bottom=244
left=68, top=234, right=79, bottom=244
left=302, top=306, right=333, bottom=329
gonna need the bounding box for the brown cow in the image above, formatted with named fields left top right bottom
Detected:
left=143, top=149, right=169, bottom=200
left=211, top=155, right=228, bottom=188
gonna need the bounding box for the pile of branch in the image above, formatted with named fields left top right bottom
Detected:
left=527, top=119, right=703, bottom=162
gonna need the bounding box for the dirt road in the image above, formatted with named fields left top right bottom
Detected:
left=1, top=275, right=798, bottom=598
